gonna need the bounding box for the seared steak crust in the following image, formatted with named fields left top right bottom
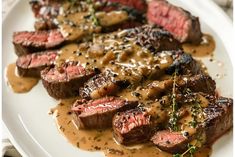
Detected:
left=79, top=70, right=129, bottom=100
left=176, top=74, right=216, bottom=95
left=164, top=50, right=201, bottom=75
left=16, top=50, right=57, bottom=77
left=41, top=62, right=97, bottom=99
left=72, top=97, right=138, bottom=129
left=126, top=25, right=181, bottom=52
left=203, top=97, right=233, bottom=145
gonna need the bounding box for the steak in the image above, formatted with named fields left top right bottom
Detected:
left=113, top=108, right=154, bottom=145
left=151, top=130, right=191, bottom=154
left=13, top=30, right=64, bottom=56
left=79, top=70, right=129, bottom=100
left=151, top=96, right=233, bottom=153
left=147, top=0, right=202, bottom=44
left=126, top=25, right=181, bottom=52
left=163, top=50, right=202, bottom=75
left=30, top=0, right=60, bottom=30
left=138, top=74, right=215, bottom=100
left=203, top=97, right=233, bottom=145
left=176, top=74, right=216, bottom=95
left=16, top=50, right=57, bottom=77
left=41, top=61, right=97, bottom=99
left=72, top=97, right=138, bottom=129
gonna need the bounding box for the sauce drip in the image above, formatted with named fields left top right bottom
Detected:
left=51, top=99, right=211, bottom=157
left=183, top=34, right=215, bottom=57
left=6, top=63, right=39, bottom=93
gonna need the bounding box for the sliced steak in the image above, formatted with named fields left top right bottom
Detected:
left=41, top=62, right=97, bottom=99
left=72, top=97, right=138, bottom=129
left=147, top=0, right=202, bottom=44
left=16, top=50, right=57, bottom=77
left=139, top=74, right=215, bottom=100
left=126, top=25, right=181, bottom=52
left=151, top=97, right=233, bottom=153
left=176, top=74, right=216, bottom=95
left=151, top=130, right=191, bottom=154
left=203, top=97, right=233, bottom=145
left=113, top=108, right=153, bottom=145
left=163, top=50, right=202, bottom=75
left=13, top=30, right=64, bottom=56
left=30, top=0, right=61, bottom=30
left=79, top=70, right=129, bottom=100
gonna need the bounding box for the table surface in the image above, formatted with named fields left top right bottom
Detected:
left=1, top=0, right=233, bottom=156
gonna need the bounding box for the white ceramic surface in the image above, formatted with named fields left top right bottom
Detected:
left=2, top=0, right=233, bottom=157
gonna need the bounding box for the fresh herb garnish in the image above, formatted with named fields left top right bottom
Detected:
left=183, top=88, right=203, bottom=128
left=169, top=69, right=179, bottom=131
left=86, top=0, right=100, bottom=26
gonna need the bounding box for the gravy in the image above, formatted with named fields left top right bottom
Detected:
left=51, top=99, right=211, bottom=157
left=183, top=34, right=215, bottom=57
left=6, top=63, right=39, bottom=93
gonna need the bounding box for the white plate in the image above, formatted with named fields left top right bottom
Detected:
left=2, top=0, right=233, bottom=157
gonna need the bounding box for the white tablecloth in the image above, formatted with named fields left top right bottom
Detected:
left=2, top=0, right=233, bottom=157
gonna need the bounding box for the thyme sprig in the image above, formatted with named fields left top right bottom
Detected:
left=173, top=144, right=197, bottom=157
left=169, top=69, right=179, bottom=131
left=184, top=88, right=203, bottom=128
left=86, top=0, right=100, bottom=26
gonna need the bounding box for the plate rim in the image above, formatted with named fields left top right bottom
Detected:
left=2, top=0, right=233, bottom=157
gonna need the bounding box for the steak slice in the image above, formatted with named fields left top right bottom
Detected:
left=13, top=29, right=65, bottom=56
left=79, top=70, right=129, bottom=100
left=112, top=108, right=153, bottom=145
left=151, top=130, right=191, bottom=154
left=126, top=25, right=181, bottom=52
left=203, top=97, right=233, bottom=145
left=147, top=0, right=202, bottom=44
left=176, top=74, right=216, bottom=95
left=151, top=97, right=233, bottom=153
left=30, top=0, right=61, bottom=30
left=41, top=62, right=97, bottom=99
left=16, top=50, right=57, bottom=77
left=163, top=50, right=202, bottom=75
left=72, top=97, right=138, bottom=129
left=139, top=74, right=215, bottom=101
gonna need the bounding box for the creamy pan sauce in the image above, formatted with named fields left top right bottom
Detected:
left=183, top=34, right=215, bottom=57
left=6, top=63, right=39, bottom=93
left=50, top=99, right=211, bottom=157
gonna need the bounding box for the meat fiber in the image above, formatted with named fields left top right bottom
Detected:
left=16, top=50, right=57, bottom=77
left=112, top=108, right=153, bottom=145
left=13, top=30, right=64, bottom=56
left=147, top=0, right=202, bottom=44
left=72, top=97, right=138, bottom=129
left=41, top=61, right=97, bottom=99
